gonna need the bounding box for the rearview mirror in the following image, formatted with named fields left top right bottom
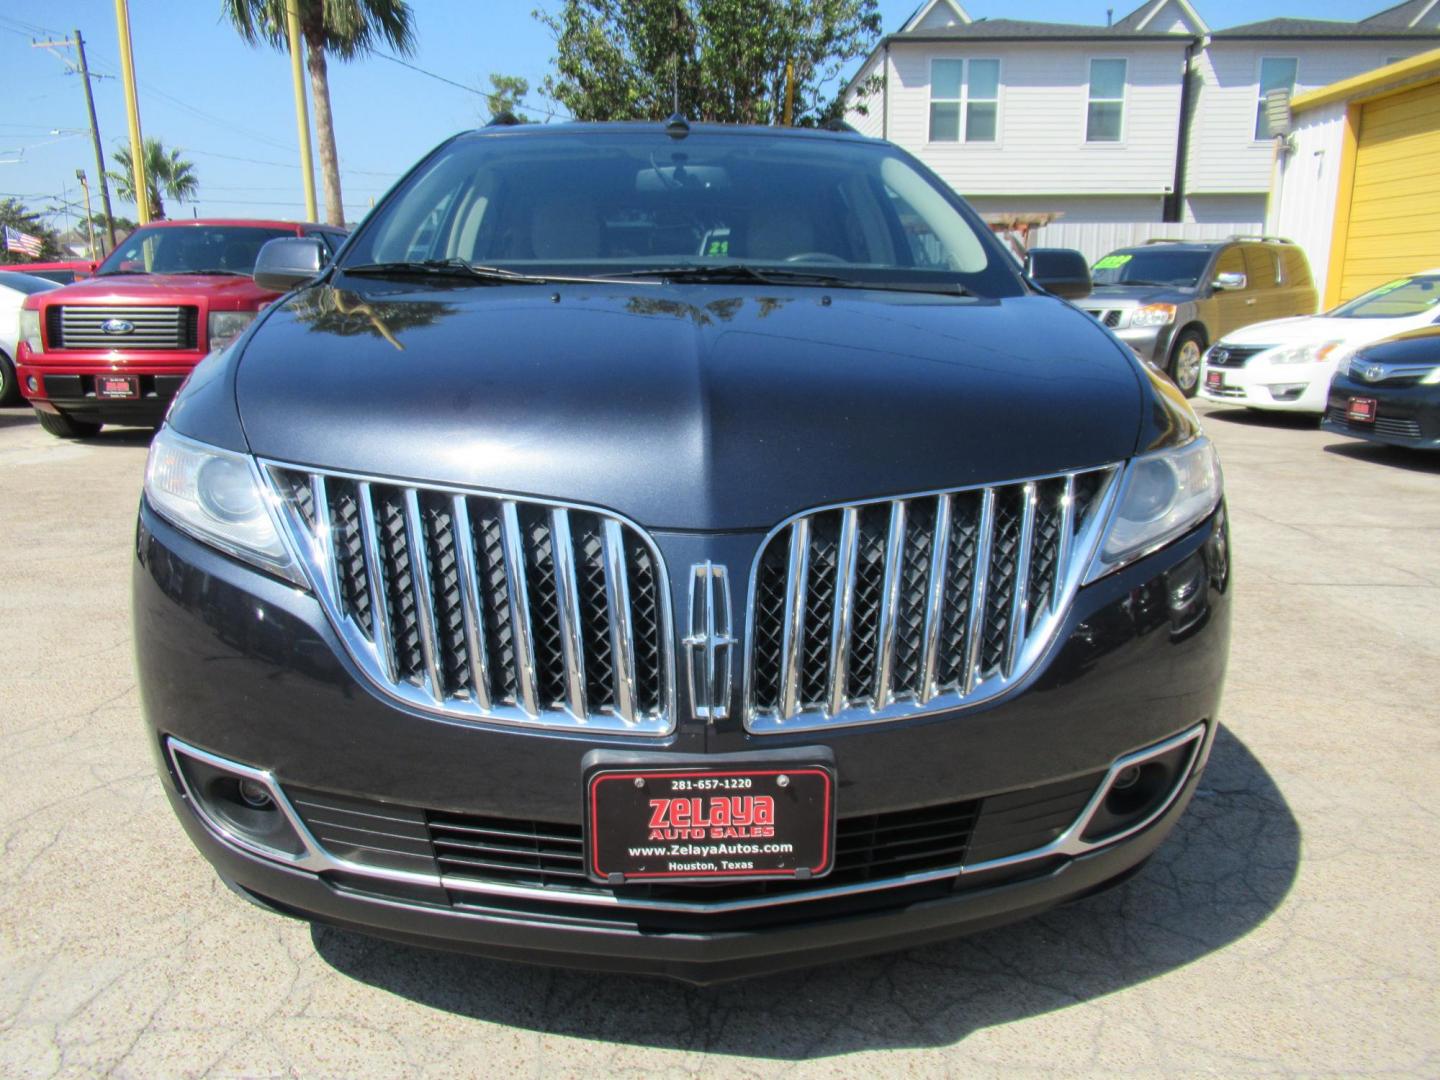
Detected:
left=1211, top=271, right=1246, bottom=292
left=1024, top=248, right=1092, bottom=300
left=254, top=237, right=325, bottom=292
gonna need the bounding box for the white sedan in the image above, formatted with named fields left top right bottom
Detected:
left=1198, top=270, right=1440, bottom=414
left=0, top=270, right=61, bottom=406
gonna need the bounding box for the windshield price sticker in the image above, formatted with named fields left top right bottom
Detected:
left=586, top=765, right=834, bottom=883
left=1093, top=254, right=1132, bottom=270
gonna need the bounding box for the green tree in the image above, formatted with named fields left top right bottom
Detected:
left=484, top=73, right=533, bottom=123
left=0, top=198, right=63, bottom=263
left=222, top=0, right=416, bottom=226
left=108, top=139, right=199, bottom=221
left=535, top=0, right=881, bottom=125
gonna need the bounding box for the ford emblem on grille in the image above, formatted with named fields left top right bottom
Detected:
left=100, top=318, right=135, bottom=335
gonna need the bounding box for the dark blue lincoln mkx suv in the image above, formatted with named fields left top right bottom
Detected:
left=134, top=121, right=1230, bottom=983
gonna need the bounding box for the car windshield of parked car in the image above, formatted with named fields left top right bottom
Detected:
left=0, top=271, right=62, bottom=295
left=1329, top=275, right=1440, bottom=319
left=342, top=129, right=1021, bottom=297
left=1091, top=249, right=1212, bottom=287
left=96, top=225, right=295, bottom=276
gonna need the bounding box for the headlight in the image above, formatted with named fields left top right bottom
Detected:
left=18, top=308, right=42, bottom=352
left=1129, top=303, right=1176, bottom=328
left=1266, top=340, right=1343, bottom=365
left=144, top=426, right=304, bottom=585
left=1086, top=436, right=1222, bottom=582
left=1422, top=366, right=1440, bottom=385
left=207, top=310, right=257, bottom=353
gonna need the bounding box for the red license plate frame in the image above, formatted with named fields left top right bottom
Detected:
left=1347, top=396, right=1377, bottom=423
left=585, top=764, right=835, bottom=884
left=95, top=375, right=139, bottom=400
left=1206, top=370, right=1224, bottom=390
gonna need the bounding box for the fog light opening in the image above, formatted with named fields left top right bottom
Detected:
left=26, top=376, right=38, bottom=393
left=1081, top=731, right=1201, bottom=845
left=168, top=740, right=309, bottom=861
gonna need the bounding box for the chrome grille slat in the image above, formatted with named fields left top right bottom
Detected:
left=745, top=465, right=1121, bottom=733
left=267, top=466, right=674, bottom=734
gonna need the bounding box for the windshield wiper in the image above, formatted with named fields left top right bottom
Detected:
left=601, top=264, right=975, bottom=296
left=342, top=259, right=600, bottom=285
left=168, top=268, right=249, bottom=277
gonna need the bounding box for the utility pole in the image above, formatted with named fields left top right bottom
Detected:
left=28, top=29, right=118, bottom=248
left=783, top=60, right=795, bottom=126
left=113, top=0, right=150, bottom=223
left=285, top=1, right=318, bottom=222
left=74, top=32, right=116, bottom=250
left=76, top=169, right=98, bottom=259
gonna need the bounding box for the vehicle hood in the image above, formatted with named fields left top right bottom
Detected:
left=1215, top=314, right=1420, bottom=349
left=232, top=280, right=1147, bottom=531
left=38, top=273, right=276, bottom=309
left=1086, top=284, right=1196, bottom=307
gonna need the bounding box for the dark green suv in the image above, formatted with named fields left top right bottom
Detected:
left=1084, top=237, right=1318, bottom=396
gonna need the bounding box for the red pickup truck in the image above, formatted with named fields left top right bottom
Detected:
left=16, top=218, right=345, bottom=438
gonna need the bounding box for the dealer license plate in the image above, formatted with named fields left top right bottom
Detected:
left=585, top=763, right=835, bottom=884
left=1347, top=396, right=1377, bottom=423
left=96, top=375, right=139, bottom=400
left=1206, top=370, right=1224, bottom=390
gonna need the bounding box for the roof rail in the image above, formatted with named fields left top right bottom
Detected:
left=1142, top=237, right=1186, bottom=244
left=1226, top=234, right=1294, bottom=244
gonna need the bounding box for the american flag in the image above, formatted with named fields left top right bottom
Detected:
left=4, top=225, right=42, bottom=257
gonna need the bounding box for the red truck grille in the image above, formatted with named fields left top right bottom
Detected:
left=46, top=305, right=199, bottom=351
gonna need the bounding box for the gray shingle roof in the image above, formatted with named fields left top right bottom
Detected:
left=893, top=17, right=1191, bottom=40
left=1361, top=0, right=1439, bottom=28
left=1214, top=16, right=1440, bottom=37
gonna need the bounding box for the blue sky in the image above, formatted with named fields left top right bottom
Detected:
left=0, top=0, right=1389, bottom=235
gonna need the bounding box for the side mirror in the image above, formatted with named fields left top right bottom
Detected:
left=1024, top=247, right=1092, bottom=300
left=1211, top=271, right=1246, bottom=292
left=254, top=237, right=325, bottom=292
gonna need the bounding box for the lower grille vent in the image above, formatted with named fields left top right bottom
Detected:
left=267, top=466, right=673, bottom=733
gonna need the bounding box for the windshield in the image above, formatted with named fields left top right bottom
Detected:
left=1330, top=276, right=1440, bottom=319
left=97, top=225, right=295, bottom=276
left=1091, top=249, right=1211, bottom=287
left=342, top=129, right=1021, bottom=297
left=0, top=271, right=62, bottom=295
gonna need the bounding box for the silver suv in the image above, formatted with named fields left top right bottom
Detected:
left=1084, top=237, right=1318, bottom=396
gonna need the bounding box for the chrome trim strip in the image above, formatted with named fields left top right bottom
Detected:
left=402, top=488, right=444, bottom=702
left=962, top=488, right=996, bottom=695
left=450, top=495, right=493, bottom=711
left=500, top=500, right=540, bottom=718
left=1054, top=473, right=1075, bottom=613
left=262, top=463, right=676, bottom=735
left=778, top=518, right=811, bottom=721
left=168, top=723, right=1207, bottom=917
left=742, top=463, right=1124, bottom=734
left=356, top=482, right=397, bottom=684
left=602, top=519, right=637, bottom=725
left=919, top=495, right=952, bottom=704
left=549, top=508, right=588, bottom=720
left=1005, top=482, right=1037, bottom=679
left=826, top=506, right=860, bottom=717
left=872, top=500, right=908, bottom=707
left=308, top=473, right=338, bottom=602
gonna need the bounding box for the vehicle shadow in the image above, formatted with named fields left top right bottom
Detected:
left=311, top=725, right=1299, bottom=1058
left=1322, top=440, right=1440, bottom=474
left=1197, top=406, right=1320, bottom=431
left=0, top=410, right=38, bottom=429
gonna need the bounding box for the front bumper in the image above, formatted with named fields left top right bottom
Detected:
left=135, top=498, right=1232, bottom=982
left=18, top=347, right=198, bottom=426
left=1198, top=356, right=1334, bottom=413
left=1112, top=324, right=1172, bottom=365
left=1322, top=376, right=1440, bottom=449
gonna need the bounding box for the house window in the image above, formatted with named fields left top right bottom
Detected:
left=1256, top=58, right=1298, bottom=139
left=1086, top=59, right=1127, bottom=142
left=930, top=59, right=964, bottom=141
left=929, top=58, right=1000, bottom=142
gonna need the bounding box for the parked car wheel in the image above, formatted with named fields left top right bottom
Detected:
left=0, top=351, right=19, bottom=406
left=34, top=407, right=101, bottom=439
left=1169, top=330, right=1205, bottom=397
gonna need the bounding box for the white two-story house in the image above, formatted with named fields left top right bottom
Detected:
left=844, top=0, right=1440, bottom=227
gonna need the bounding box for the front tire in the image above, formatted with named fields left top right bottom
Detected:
left=1167, top=330, right=1205, bottom=398
left=34, top=407, right=102, bottom=439
left=0, top=352, right=19, bottom=406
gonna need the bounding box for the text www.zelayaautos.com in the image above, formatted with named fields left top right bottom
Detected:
left=627, top=841, right=794, bottom=859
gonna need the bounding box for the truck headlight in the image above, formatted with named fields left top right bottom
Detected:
left=207, top=311, right=257, bottom=353
left=1086, top=436, right=1222, bottom=581
left=1129, top=303, right=1176, bottom=328
left=19, top=308, right=42, bottom=352
left=144, top=426, right=304, bottom=585
left=1267, top=340, right=1343, bottom=365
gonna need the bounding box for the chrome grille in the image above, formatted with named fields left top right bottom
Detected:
left=268, top=466, right=674, bottom=734
left=52, top=305, right=197, bottom=350
left=744, top=466, right=1120, bottom=732
left=1325, top=408, right=1423, bottom=440
left=1084, top=309, right=1124, bottom=329
left=1206, top=345, right=1267, bottom=369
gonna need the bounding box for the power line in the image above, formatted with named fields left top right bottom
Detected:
left=374, top=52, right=571, bottom=121
left=185, top=146, right=397, bottom=180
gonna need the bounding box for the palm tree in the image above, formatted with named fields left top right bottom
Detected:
left=222, top=0, right=416, bottom=227
left=108, top=139, right=199, bottom=221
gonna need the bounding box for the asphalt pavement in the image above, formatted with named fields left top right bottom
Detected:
left=1, top=401, right=1437, bottom=1077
